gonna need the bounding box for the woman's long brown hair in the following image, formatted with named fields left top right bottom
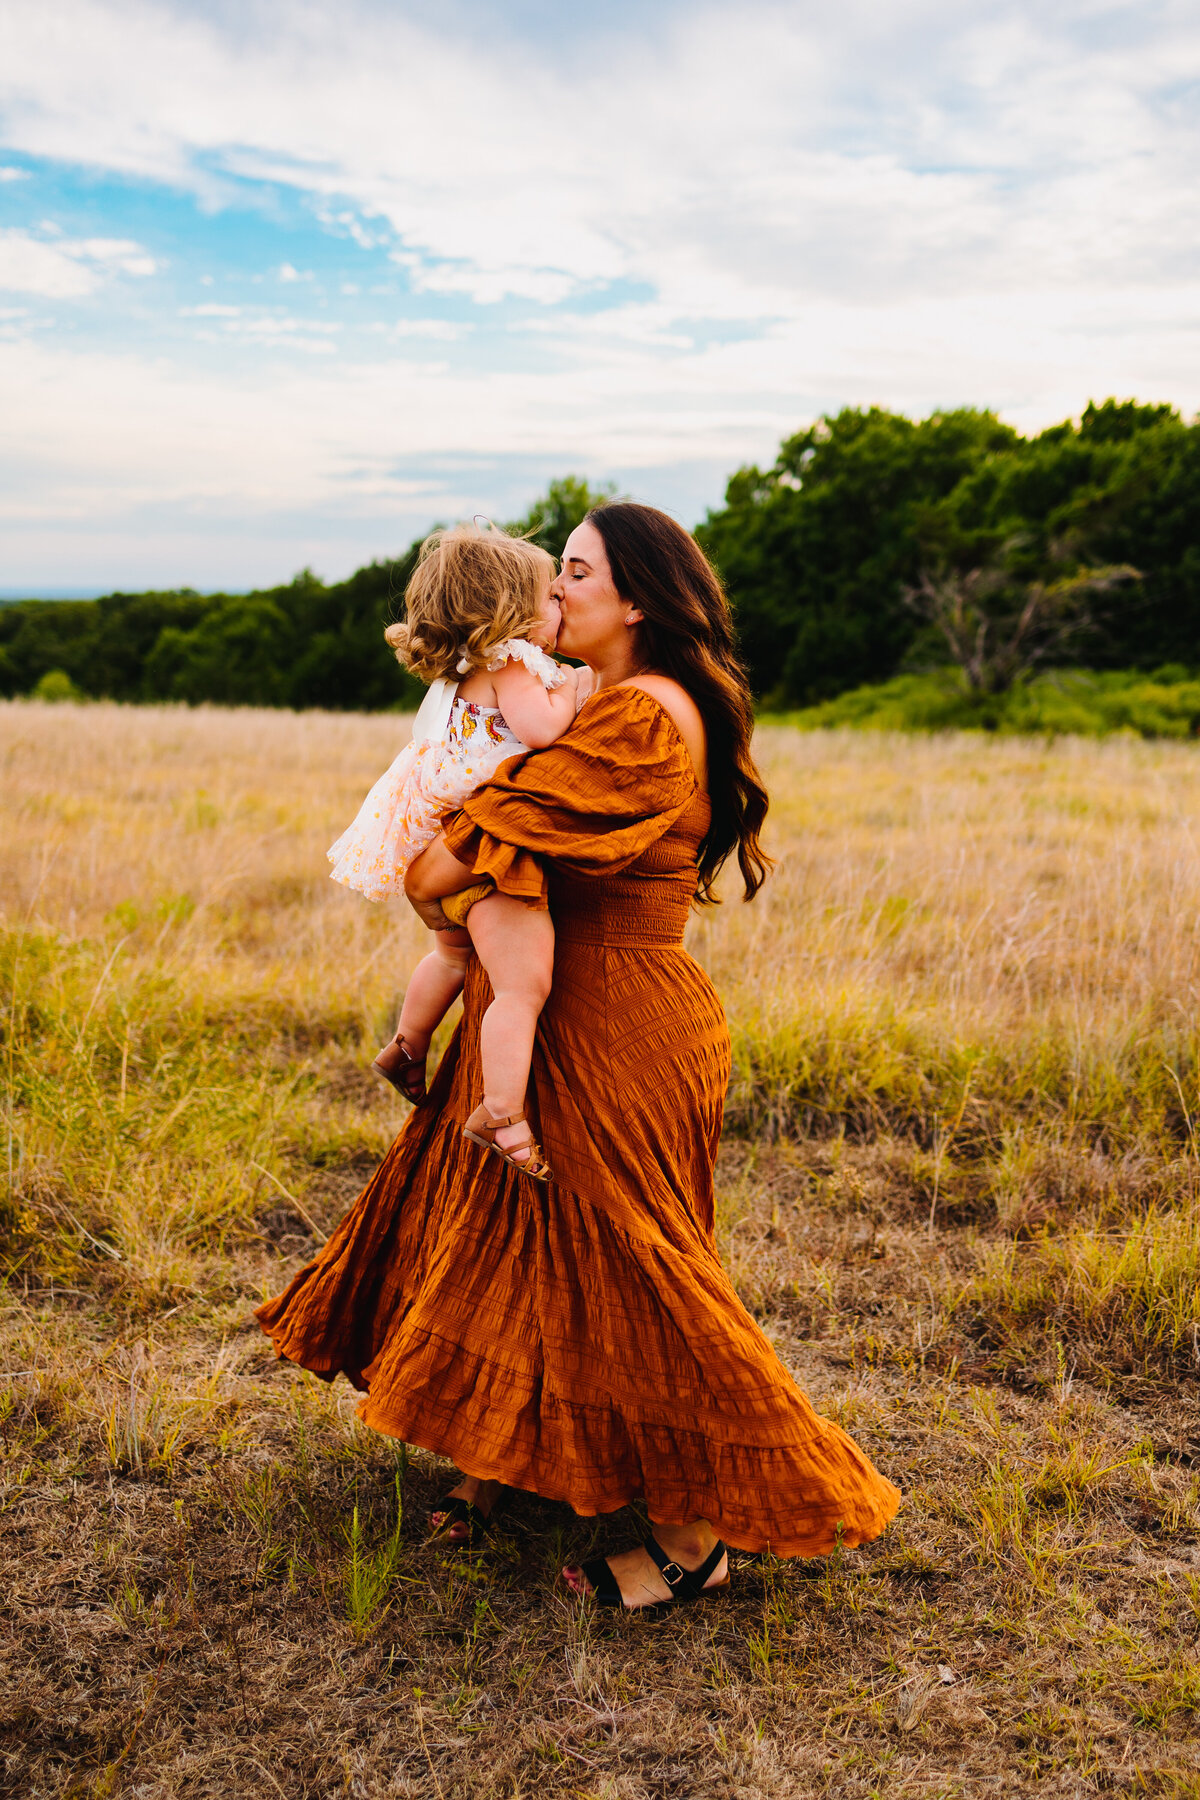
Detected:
left=585, top=503, right=772, bottom=903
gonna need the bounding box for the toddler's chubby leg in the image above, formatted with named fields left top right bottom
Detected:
left=464, top=893, right=555, bottom=1162
left=395, top=927, right=473, bottom=1059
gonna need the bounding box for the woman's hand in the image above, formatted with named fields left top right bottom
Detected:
left=409, top=894, right=453, bottom=932
left=406, top=835, right=477, bottom=930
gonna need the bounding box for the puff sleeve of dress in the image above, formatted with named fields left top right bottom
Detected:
left=441, top=686, right=698, bottom=908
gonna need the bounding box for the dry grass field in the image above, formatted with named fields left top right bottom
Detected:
left=5, top=698, right=1200, bottom=1799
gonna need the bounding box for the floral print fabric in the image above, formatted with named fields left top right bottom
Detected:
left=327, top=640, right=565, bottom=902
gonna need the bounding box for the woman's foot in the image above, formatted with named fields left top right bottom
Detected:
left=429, top=1476, right=503, bottom=1545
left=562, top=1522, right=728, bottom=1609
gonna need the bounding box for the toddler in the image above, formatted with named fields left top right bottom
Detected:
left=328, top=522, right=581, bottom=1180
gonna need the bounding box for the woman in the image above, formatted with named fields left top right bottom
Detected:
left=256, top=504, right=899, bottom=1610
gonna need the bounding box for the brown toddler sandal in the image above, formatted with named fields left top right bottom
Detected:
left=372, top=1034, right=427, bottom=1103
left=462, top=1103, right=552, bottom=1182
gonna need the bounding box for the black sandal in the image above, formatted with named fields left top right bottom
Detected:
left=575, top=1534, right=729, bottom=1611
left=428, top=1495, right=492, bottom=1548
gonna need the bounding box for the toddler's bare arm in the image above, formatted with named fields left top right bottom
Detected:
left=491, top=659, right=578, bottom=748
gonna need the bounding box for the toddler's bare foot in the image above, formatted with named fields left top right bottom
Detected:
left=493, top=1119, right=533, bottom=1163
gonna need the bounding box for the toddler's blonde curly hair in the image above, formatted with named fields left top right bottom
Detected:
left=385, top=522, right=556, bottom=683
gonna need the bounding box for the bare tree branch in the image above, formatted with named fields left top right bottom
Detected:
left=904, top=542, right=1140, bottom=695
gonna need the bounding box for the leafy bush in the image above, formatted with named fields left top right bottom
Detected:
left=32, top=668, right=85, bottom=703
left=779, top=667, right=1200, bottom=737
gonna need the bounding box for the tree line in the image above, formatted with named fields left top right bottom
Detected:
left=3, top=406, right=1197, bottom=711
left=0, top=477, right=608, bottom=713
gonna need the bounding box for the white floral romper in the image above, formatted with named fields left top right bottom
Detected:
left=327, top=639, right=567, bottom=902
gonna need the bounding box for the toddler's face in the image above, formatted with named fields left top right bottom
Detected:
left=526, top=579, right=562, bottom=651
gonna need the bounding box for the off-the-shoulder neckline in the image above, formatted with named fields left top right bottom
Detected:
left=580, top=680, right=704, bottom=794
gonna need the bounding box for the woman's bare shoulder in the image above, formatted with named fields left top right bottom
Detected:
left=615, top=675, right=707, bottom=784
left=616, top=673, right=703, bottom=731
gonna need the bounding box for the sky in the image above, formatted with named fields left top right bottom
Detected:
left=1, top=0, right=1198, bottom=594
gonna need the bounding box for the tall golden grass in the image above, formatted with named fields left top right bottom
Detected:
left=724, top=727, right=1200, bottom=1141
left=7, top=698, right=1200, bottom=1795
left=11, top=701, right=1200, bottom=1072
left=6, top=701, right=1200, bottom=1349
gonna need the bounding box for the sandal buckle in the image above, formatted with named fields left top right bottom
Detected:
left=660, top=1561, right=684, bottom=1586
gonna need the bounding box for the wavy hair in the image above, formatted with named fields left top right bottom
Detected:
left=386, top=523, right=555, bottom=683
left=585, top=502, right=772, bottom=903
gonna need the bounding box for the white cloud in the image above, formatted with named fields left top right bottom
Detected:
left=386, top=319, right=470, bottom=340
left=5, top=275, right=1198, bottom=521
left=0, top=227, right=157, bottom=295
left=0, top=166, right=28, bottom=181
left=1, top=1, right=1197, bottom=319
left=1, top=0, right=1200, bottom=581
left=180, top=309, right=344, bottom=353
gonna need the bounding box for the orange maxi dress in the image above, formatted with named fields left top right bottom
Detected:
left=256, top=687, right=900, bottom=1555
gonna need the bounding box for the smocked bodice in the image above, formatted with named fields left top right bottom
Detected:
left=549, top=790, right=710, bottom=946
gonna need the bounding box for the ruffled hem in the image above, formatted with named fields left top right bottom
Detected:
left=257, top=1299, right=899, bottom=1557
left=364, top=1335, right=897, bottom=1556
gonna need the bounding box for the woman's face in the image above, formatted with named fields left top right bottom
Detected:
left=551, top=521, right=641, bottom=665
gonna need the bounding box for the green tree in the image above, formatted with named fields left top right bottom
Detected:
left=699, top=401, right=1200, bottom=705
left=697, top=407, right=1019, bottom=704
left=279, top=556, right=424, bottom=711
left=0, top=599, right=103, bottom=697
left=144, top=597, right=293, bottom=705
left=506, top=475, right=618, bottom=560
left=919, top=401, right=1199, bottom=672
